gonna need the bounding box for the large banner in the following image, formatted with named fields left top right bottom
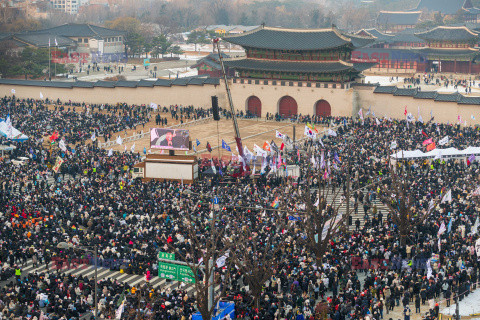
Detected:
left=52, top=51, right=128, bottom=64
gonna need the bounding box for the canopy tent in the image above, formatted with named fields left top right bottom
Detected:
left=0, top=120, right=28, bottom=142
left=391, top=147, right=480, bottom=160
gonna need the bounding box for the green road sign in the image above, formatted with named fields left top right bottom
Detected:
left=158, top=262, right=195, bottom=283
left=158, top=262, right=177, bottom=280
left=178, top=265, right=195, bottom=283
left=158, top=252, right=175, bottom=261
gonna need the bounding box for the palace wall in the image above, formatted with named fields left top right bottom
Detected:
left=0, top=80, right=477, bottom=124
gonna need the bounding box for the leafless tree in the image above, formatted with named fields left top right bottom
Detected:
left=169, top=203, right=233, bottom=320
left=377, top=163, right=432, bottom=247
left=227, top=210, right=289, bottom=308
left=291, top=169, right=348, bottom=265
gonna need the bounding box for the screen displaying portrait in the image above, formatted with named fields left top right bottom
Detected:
left=150, top=128, right=190, bottom=151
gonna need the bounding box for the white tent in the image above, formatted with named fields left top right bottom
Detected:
left=0, top=120, right=28, bottom=142
left=391, top=147, right=480, bottom=160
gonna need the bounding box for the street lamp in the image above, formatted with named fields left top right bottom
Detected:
left=57, top=242, right=98, bottom=319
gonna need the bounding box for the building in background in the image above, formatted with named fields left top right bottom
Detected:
left=376, top=11, right=421, bottom=33
left=191, top=53, right=229, bottom=77
left=352, top=26, right=480, bottom=74
left=414, top=26, right=480, bottom=73
left=222, top=26, right=375, bottom=117
left=50, top=0, right=79, bottom=14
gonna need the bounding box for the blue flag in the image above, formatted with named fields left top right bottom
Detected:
left=219, top=166, right=223, bottom=176
left=196, top=139, right=201, bottom=146
left=143, top=147, right=147, bottom=154
left=334, top=152, right=341, bottom=164
left=222, top=140, right=231, bottom=152
left=193, top=145, right=197, bottom=152
left=447, top=217, right=453, bottom=233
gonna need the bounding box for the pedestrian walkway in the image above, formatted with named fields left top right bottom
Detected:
left=19, top=259, right=216, bottom=295
left=318, top=189, right=389, bottom=231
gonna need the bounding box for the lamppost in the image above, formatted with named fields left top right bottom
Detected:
left=57, top=242, right=98, bottom=319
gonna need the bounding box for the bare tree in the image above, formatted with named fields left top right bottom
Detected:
left=291, top=169, right=348, bottom=265
left=377, top=163, right=432, bottom=247
left=228, top=210, right=289, bottom=309
left=169, top=204, right=232, bottom=320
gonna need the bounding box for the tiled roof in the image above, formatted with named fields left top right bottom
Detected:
left=415, top=26, right=478, bottom=42
left=137, top=80, right=155, bottom=87
left=114, top=80, right=138, bottom=88
left=224, top=58, right=357, bottom=74
left=154, top=79, right=173, bottom=87
left=373, top=86, right=398, bottom=94
left=171, top=78, right=189, bottom=86
left=377, top=11, right=421, bottom=26
left=38, top=23, right=124, bottom=37
left=94, top=81, right=115, bottom=88
left=458, top=95, right=480, bottom=104
left=72, top=81, right=94, bottom=88
left=414, top=91, right=438, bottom=99
left=435, top=93, right=462, bottom=102
left=223, top=26, right=357, bottom=50
left=416, top=0, right=469, bottom=15
left=413, top=47, right=479, bottom=55
left=353, top=63, right=378, bottom=72
left=14, top=33, right=76, bottom=48
left=356, top=29, right=394, bottom=42
left=393, top=88, right=418, bottom=96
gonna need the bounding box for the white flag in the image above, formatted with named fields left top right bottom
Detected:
left=54, top=38, right=58, bottom=46
left=5, top=115, right=13, bottom=139
left=11, top=89, right=15, bottom=94
left=438, top=222, right=446, bottom=236
left=108, top=148, right=113, bottom=156
left=375, top=118, right=380, bottom=125
left=311, top=155, right=316, bottom=166
left=438, top=135, right=449, bottom=146
left=418, top=115, right=423, bottom=123
left=150, top=102, right=158, bottom=110
left=91, top=132, right=96, bottom=142
left=318, top=138, right=324, bottom=147
left=210, top=159, right=217, bottom=174
left=406, top=113, right=414, bottom=122
left=116, top=136, right=123, bottom=145
left=40, top=92, right=44, bottom=99
left=472, top=217, right=479, bottom=235
left=124, top=145, right=127, bottom=152
left=216, top=252, right=229, bottom=267
left=390, top=140, right=397, bottom=150
left=115, top=299, right=125, bottom=319
left=358, top=108, right=364, bottom=120
left=131, top=143, right=135, bottom=153
left=275, top=130, right=285, bottom=139
left=59, top=139, right=67, bottom=151
left=327, top=129, right=337, bottom=137
left=441, top=189, right=452, bottom=203
left=314, top=197, right=319, bottom=207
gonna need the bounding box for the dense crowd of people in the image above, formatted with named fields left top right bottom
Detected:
left=0, top=95, right=479, bottom=320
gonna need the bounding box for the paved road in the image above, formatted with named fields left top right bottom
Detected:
left=19, top=259, right=219, bottom=295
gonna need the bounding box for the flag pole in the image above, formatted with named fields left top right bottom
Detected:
left=48, top=38, right=51, bottom=81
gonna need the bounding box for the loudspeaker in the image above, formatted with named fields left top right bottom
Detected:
left=211, top=96, right=220, bottom=121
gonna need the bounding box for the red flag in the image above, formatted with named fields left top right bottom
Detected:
left=426, top=142, right=436, bottom=151
left=280, top=142, right=285, bottom=151
left=49, top=131, right=59, bottom=141
left=422, top=130, right=428, bottom=137
left=263, top=141, right=271, bottom=152
left=422, top=138, right=433, bottom=146
left=206, top=142, right=212, bottom=152
left=404, top=106, right=407, bottom=116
